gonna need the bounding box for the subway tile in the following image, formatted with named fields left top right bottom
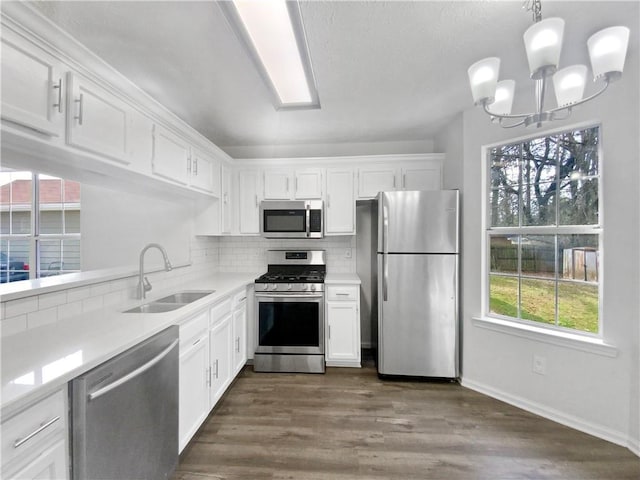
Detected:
left=82, top=296, right=104, bottom=313
left=1, top=315, right=27, bottom=337
left=5, top=296, right=39, bottom=318
left=58, top=301, right=82, bottom=320
left=27, top=307, right=58, bottom=329
left=90, top=282, right=111, bottom=297
left=66, top=286, right=93, bottom=303
left=38, top=291, right=68, bottom=310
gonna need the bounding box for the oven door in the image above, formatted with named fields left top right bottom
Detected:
left=255, top=292, right=324, bottom=355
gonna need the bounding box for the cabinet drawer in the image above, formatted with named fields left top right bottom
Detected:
left=327, top=285, right=359, bottom=301
left=179, top=310, right=209, bottom=349
left=233, top=290, right=248, bottom=309
left=210, top=297, right=232, bottom=325
left=1, top=388, right=66, bottom=469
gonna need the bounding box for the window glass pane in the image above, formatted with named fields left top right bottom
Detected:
left=40, top=210, right=64, bottom=234
left=62, top=239, right=81, bottom=272
left=490, top=144, right=521, bottom=187
left=558, top=178, right=598, bottom=225
left=522, top=181, right=557, bottom=226
left=520, top=278, right=556, bottom=326
left=39, top=176, right=63, bottom=234
left=559, top=234, right=599, bottom=282
left=0, top=238, right=30, bottom=283
left=489, top=274, right=519, bottom=318
left=0, top=212, right=9, bottom=234
left=490, top=235, right=518, bottom=274
left=521, top=235, right=555, bottom=278
left=558, top=281, right=598, bottom=333
left=489, top=188, right=519, bottom=227
left=1, top=169, right=32, bottom=235
left=64, top=210, right=81, bottom=234
left=11, top=211, right=31, bottom=234
left=40, top=239, right=81, bottom=276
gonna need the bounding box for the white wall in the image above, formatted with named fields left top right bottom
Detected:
left=441, top=8, right=639, bottom=451
left=81, top=184, right=194, bottom=270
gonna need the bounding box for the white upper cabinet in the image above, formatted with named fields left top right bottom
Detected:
left=357, top=166, right=398, bottom=199
left=325, top=168, right=355, bottom=235
left=238, top=169, right=263, bottom=234
left=151, top=124, right=190, bottom=185
left=190, top=148, right=219, bottom=194
left=1, top=30, right=65, bottom=137
left=400, top=165, right=442, bottom=190
left=263, top=169, right=291, bottom=200
left=263, top=168, right=323, bottom=200
left=66, top=72, right=130, bottom=163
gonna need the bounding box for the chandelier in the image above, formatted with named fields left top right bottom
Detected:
left=467, top=0, right=630, bottom=128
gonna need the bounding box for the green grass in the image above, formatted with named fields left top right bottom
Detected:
left=489, top=275, right=599, bottom=333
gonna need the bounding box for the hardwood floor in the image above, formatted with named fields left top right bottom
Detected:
left=173, top=363, right=640, bottom=480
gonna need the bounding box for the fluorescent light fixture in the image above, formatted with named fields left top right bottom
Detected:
left=221, top=0, right=320, bottom=109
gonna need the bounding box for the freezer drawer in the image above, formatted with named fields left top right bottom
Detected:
left=378, top=253, right=458, bottom=378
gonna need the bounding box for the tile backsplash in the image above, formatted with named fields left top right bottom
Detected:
left=0, top=235, right=355, bottom=336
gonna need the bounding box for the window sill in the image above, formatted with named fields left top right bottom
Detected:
left=472, top=316, right=618, bottom=358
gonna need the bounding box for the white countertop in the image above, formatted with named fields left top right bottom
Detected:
left=324, top=273, right=361, bottom=284
left=1, top=272, right=258, bottom=418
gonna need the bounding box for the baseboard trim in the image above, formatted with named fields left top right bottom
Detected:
left=461, top=377, right=631, bottom=452
left=628, top=436, right=640, bottom=457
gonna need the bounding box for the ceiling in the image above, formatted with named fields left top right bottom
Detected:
left=28, top=1, right=638, bottom=158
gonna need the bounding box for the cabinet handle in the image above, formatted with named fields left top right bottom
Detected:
left=392, top=176, right=396, bottom=189
left=74, top=93, right=84, bottom=125
left=236, top=337, right=240, bottom=353
left=403, top=174, right=406, bottom=189
left=187, top=157, right=192, bottom=174
left=295, top=177, right=298, bottom=194
left=238, top=297, right=247, bottom=302
left=192, top=337, right=201, bottom=346
left=14, top=416, right=61, bottom=448
left=206, top=366, right=211, bottom=387
left=255, top=194, right=258, bottom=208
left=53, top=78, right=63, bottom=113
left=194, top=158, right=198, bottom=175
left=336, top=292, right=350, bottom=296
left=328, top=325, right=331, bottom=339
left=215, top=359, right=219, bottom=379
left=286, top=177, right=290, bottom=193
left=327, top=194, right=331, bottom=208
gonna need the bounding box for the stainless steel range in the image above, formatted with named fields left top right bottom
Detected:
left=254, top=250, right=326, bottom=373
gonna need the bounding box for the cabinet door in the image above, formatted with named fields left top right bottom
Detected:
left=209, top=315, right=232, bottom=408
left=263, top=170, right=291, bottom=199
left=325, top=169, right=355, bottom=235
left=66, top=72, right=130, bottom=163
left=8, top=439, right=68, bottom=480
left=326, top=302, right=360, bottom=364
left=221, top=164, right=232, bottom=234
left=358, top=167, right=397, bottom=199
left=179, top=331, right=209, bottom=452
left=232, top=302, right=247, bottom=376
left=1, top=32, right=65, bottom=137
left=238, top=169, right=262, bottom=234
left=400, top=166, right=442, bottom=191
left=151, top=124, right=190, bottom=185
left=294, top=169, right=323, bottom=199
left=191, top=149, right=216, bottom=193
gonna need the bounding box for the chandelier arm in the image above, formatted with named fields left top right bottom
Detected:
left=499, top=118, right=528, bottom=128
left=481, top=102, right=530, bottom=120
left=546, top=78, right=611, bottom=115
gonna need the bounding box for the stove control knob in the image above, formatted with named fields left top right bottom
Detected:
left=270, top=284, right=278, bottom=291
left=287, top=284, right=292, bottom=290
left=301, top=284, right=309, bottom=291
left=310, top=284, right=316, bottom=292
left=262, top=284, right=269, bottom=290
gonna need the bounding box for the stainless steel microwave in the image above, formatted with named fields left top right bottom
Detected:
left=259, top=200, right=323, bottom=239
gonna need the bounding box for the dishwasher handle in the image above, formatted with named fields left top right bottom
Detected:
left=88, top=339, right=178, bottom=401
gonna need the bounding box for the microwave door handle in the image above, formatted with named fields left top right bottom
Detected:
left=306, top=204, right=311, bottom=237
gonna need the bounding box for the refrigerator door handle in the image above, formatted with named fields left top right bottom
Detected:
left=383, top=196, right=389, bottom=301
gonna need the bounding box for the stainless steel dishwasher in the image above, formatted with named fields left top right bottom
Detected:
left=71, top=325, right=179, bottom=480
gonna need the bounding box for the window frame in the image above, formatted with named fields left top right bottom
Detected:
left=1, top=171, right=81, bottom=281
left=481, top=122, right=604, bottom=338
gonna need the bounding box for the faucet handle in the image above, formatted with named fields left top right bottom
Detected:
left=143, top=276, right=152, bottom=292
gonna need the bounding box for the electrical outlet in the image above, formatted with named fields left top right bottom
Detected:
left=532, top=354, right=546, bottom=375
left=344, top=248, right=352, bottom=259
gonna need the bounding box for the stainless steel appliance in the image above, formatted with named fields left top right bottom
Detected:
left=376, top=190, right=459, bottom=378
left=254, top=250, right=326, bottom=373
left=71, top=325, right=179, bottom=480
left=260, top=200, right=323, bottom=238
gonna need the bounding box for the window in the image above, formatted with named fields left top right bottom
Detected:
left=486, top=126, right=600, bottom=334
left=1, top=169, right=80, bottom=282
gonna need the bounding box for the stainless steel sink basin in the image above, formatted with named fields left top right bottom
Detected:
left=154, top=291, right=214, bottom=304
left=123, top=303, right=185, bottom=314
left=123, top=290, right=215, bottom=314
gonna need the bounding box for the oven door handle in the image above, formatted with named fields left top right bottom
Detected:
left=255, top=292, right=324, bottom=299
left=305, top=203, right=311, bottom=238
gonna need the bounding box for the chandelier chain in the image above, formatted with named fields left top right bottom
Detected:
left=523, top=0, right=542, bottom=23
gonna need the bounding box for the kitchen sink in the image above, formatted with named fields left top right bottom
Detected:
left=123, top=290, right=215, bottom=314
left=154, top=290, right=215, bottom=304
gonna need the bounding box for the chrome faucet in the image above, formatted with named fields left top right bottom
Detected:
left=138, top=243, right=173, bottom=299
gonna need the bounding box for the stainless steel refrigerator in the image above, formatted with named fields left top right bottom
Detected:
left=376, top=190, right=459, bottom=378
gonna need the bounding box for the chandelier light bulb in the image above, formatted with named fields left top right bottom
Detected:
left=467, top=57, right=500, bottom=105
left=523, top=17, right=565, bottom=79
left=488, top=80, right=516, bottom=115
left=553, top=65, right=587, bottom=107
left=588, top=26, right=630, bottom=80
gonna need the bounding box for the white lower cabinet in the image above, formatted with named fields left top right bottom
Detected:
left=1, top=388, right=69, bottom=480
left=178, top=310, right=210, bottom=453
left=232, top=291, right=248, bottom=376
left=325, top=284, right=361, bottom=367
left=209, top=315, right=232, bottom=408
